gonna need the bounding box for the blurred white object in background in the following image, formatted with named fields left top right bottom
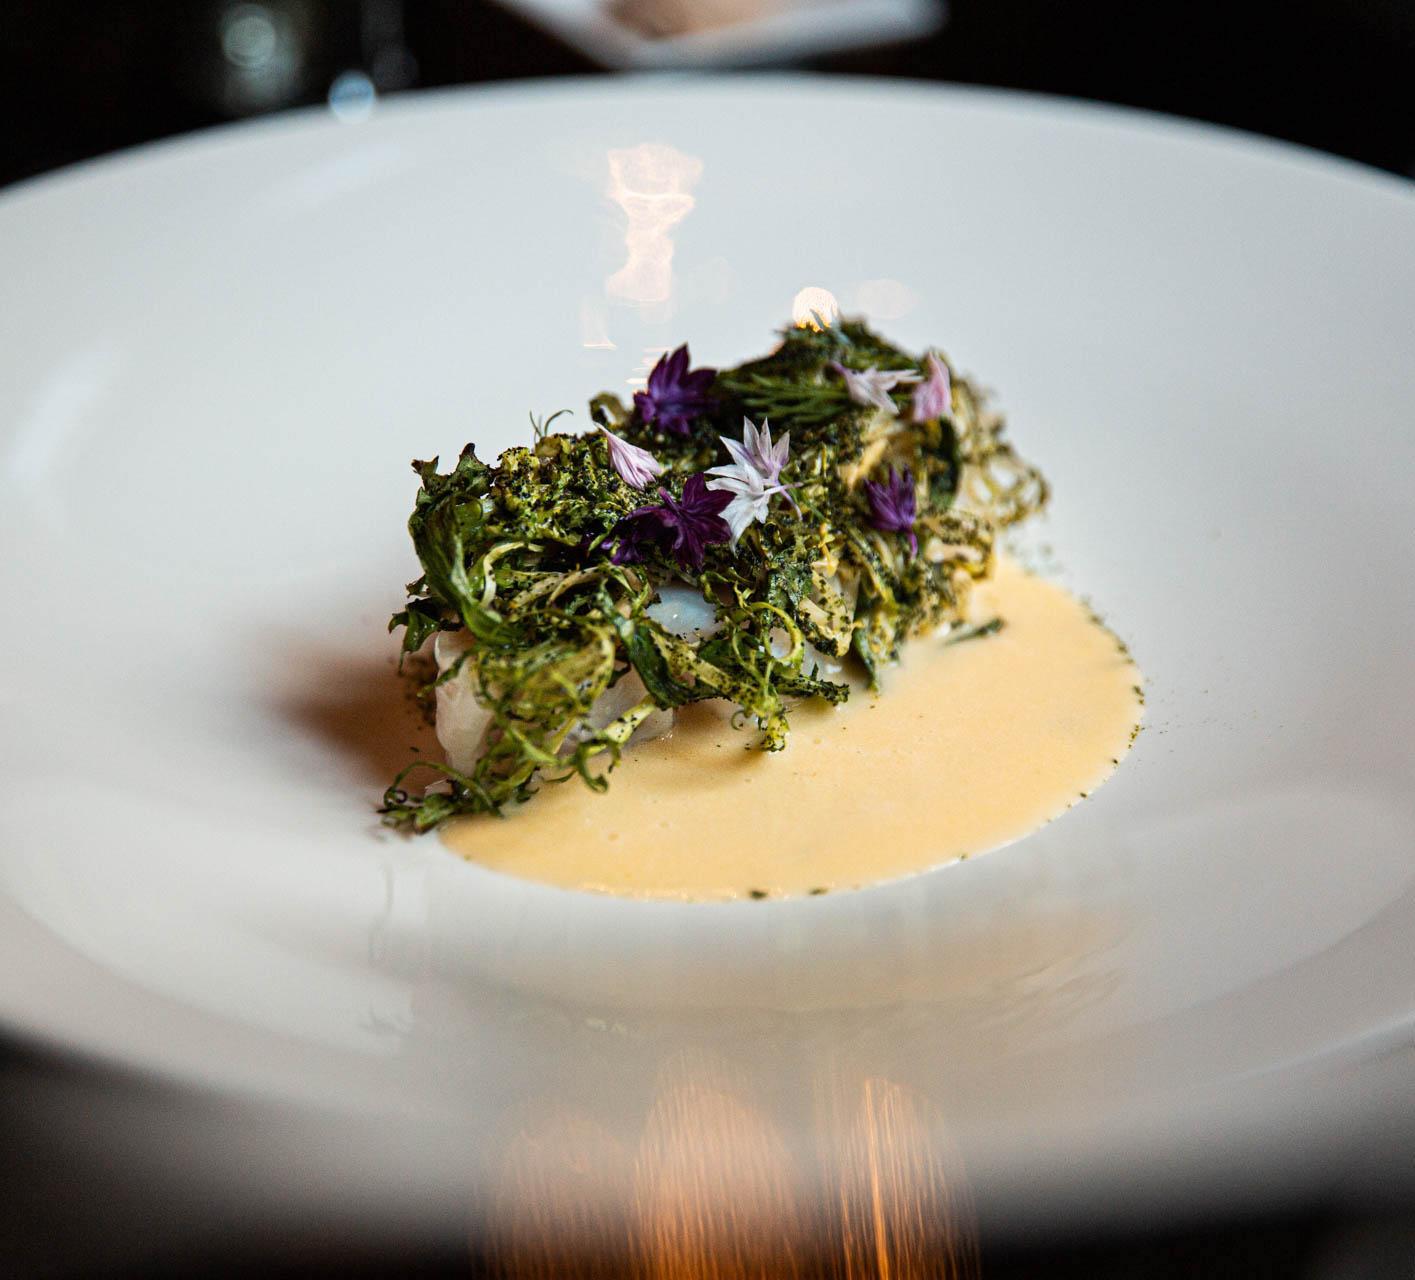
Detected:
left=491, top=0, right=946, bottom=68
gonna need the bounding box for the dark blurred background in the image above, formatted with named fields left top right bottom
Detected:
left=2, top=0, right=1414, bottom=191
left=2, top=2, right=1414, bottom=1276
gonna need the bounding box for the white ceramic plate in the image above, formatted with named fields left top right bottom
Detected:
left=1, top=76, right=1413, bottom=1222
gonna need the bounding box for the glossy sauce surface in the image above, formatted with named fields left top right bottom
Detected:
left=442, top=560, right=1142, bottom=900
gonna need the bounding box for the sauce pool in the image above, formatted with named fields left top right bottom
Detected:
left=441, top=559, right=1142, bottom=900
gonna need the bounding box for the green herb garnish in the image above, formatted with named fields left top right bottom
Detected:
left=381, top=319, right=1046, bottom=830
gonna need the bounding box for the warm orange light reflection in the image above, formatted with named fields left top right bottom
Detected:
left=791, top=286, right=840, bottom=331
left=633, top=1053, right=807, bottom=1278
left=487, top=1103, right=632, bottom=1279
left=484, top=1060, right=976, bottom=1278
left=817, top=1078, right=978, bottom=1280
left=606, top=145, right=704, bottom=305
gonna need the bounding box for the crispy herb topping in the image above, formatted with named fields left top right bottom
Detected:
left=382, top=319, right=1047, bottom=830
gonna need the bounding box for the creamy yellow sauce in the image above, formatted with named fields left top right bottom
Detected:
left=442, top=559, right=1141, bottom=900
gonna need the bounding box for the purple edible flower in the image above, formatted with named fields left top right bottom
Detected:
left=863, top=466, right=919, bottom=557
left=609, top=472, right=732, bottom=572
left=910, top=352, right=952, bottom=423
left=633, top=344, right=717, bottom=437
left=605, top=520, right=655, bottom=566
left=598, top=425, right=664, bottom=489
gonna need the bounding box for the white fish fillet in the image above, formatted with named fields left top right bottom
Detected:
left=431, top=631, right=492, bottom=776
left=645, top=584, right=721, bottom=639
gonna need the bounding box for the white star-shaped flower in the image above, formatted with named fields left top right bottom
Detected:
left=705, top=417, right=798, bottom=544
left=830, top=361, right=921, bottom=415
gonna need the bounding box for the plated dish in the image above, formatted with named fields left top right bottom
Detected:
left=0, top=77, right=1412, bottom=1219
left=389, top=320, right=1141, bottom=897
